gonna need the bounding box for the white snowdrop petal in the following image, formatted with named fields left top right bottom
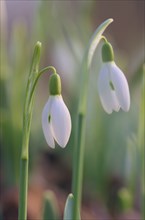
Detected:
left=111, top=91, right=120, bottom=112
left=110, top=63, right=130, bottom=111
left=42, top=98, right=55, bottom=148
left=98, top=65, right=113, bottom=114
left=51, top=95, right=71, bottom=148
left=98, top=64, right=120, bottom=114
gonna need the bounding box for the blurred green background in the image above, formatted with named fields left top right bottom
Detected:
left=0, top=0, right=144, bottom=219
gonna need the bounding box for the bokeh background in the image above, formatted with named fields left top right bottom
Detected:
left=0, top=0, right=144, bottom=219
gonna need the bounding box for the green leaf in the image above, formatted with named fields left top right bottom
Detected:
left=42, top=191, right=59, bottom=220
left=63, top=194, right=80, bottom=220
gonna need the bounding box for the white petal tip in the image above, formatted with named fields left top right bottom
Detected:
left=57, top=134, right=71, bottom=148
left=49, top=143, right=55, bottom=149
left=106, top=110, right=113, bottom=114
left=121, top=99, right=130, bottom=112
left=101, top=101, right=113, bottom=114
left=59, top=144, right=67, bottom=148
left=122, top=106, right=130, bottom=112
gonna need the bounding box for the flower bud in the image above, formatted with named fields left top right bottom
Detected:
left=49, top=73, right=61, bottom=95
left=102, top=42, right=114, bottom=62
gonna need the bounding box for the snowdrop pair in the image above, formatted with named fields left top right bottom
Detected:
left=98, top=42, right=130, bottom=114
left=42, top=42, right=130, bottom=148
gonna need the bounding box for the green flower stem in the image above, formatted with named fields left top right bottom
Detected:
left=138, top=64, right=145, bottom=219
left=18, top=41, right=56, bottom=220
left=18, top=159, right=28, bottom=220
left=72, top=19, right=113, bottom=220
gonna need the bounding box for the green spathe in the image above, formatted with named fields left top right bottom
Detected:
left=49, top=73, right=61, bottom=95
left=102, top=42, right=114, bottom=62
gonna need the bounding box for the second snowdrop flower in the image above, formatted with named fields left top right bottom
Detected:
left=98, top=42, right=130, bottom=114
left=42, top=71, right=71, bottom=148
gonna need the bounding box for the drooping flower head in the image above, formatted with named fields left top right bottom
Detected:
left=98, top=41, right=130, bottom=114
left=42, top=71, right=71, bottom=148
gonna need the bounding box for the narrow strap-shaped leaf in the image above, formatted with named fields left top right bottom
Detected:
left=42, top=191, right=59, bottom=220
left=63, top=194, right=81, bottom=220
left=63, top=194, right=74, bottom=220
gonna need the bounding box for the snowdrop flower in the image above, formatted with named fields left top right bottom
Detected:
left=42, top=71, right=71, bottom=148
left=98, top=42, right=130, bottom=114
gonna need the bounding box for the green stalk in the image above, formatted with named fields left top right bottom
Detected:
left=138, top=64, right=145, bottom=219
left=72, top=19, right=113, bottom=219
left=18, top=41, right=56, bottom=220
left=18, top=159, right=28, bottom=219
